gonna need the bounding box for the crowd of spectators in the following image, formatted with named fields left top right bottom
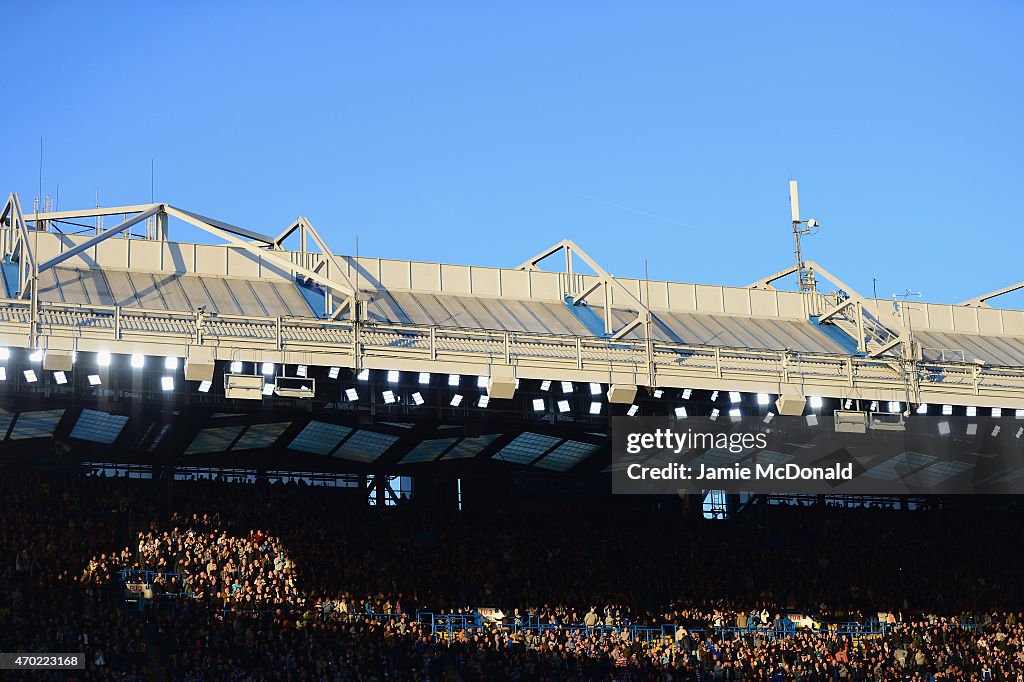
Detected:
left=3, top=466, right=1024, bottom=680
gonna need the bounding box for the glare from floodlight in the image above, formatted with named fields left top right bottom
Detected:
left=198, top=380, right=212, bottom=393
left=165, top=356, right=179, bottom=370
left=29, top=349, right=43, bottom=362
left=418, top=372, right=430, bottom=384
left=809, top=396, right=822, bottom=409
left=938, top=421, right=951, bottom=435
left=806, top=414, right=819, bottom=426
left=561, top=381, right=573, bottom=394
left=98, top=352, right=111, bottom=367
left=942, top=405, right=953, bottom=415
left=24, top=369, right=37, bottom=382
left=710, top=391, right=719, bottom=402
left=328, top=367, right=340, bottom=379
left=916, top=403, right=928, bottom=415
left=966, top=423, right=978, bottom=436
left=345, top=388, right=359, bottom=401
left=992, top=407, right=1002, bottom=417
left=674, top=406, right=687, bottom=418
left=532, top=398, right=545, bottom=412
left=681, top=389, right=692, bottom=400
left=0, top=348, right=8, bottom=360
left=478, top=395, right=490, bottom=408
left=477, top=376, right=488, bottom=388
left=0, top=368, right=6, bottom=381
left=412, top=392, right=425, bottom=405
left=450, top=394, right=464, bottom=407
left=590, top=383, right=601, bottom=396
left=627, top=405, right=639, bottom=416
left=131, top=354, right=144, bottom=369
left=448, top=374, right=460, bottom=387
left=88, top=374, right=101, bottom=386
left=357, top=369, right=370, bottom=381
left=53, top=371, right=67, bottom=385
left=557, top=400, right=570, bottom=413
left=757, top=394, right=769, bottom=406
left=729, top=391, right=741, bottom=403
left=388, top=370, right=400, bottom=383
left=383, top=390, right=396, bottom=404
left=261, top=362, right=275, bottom=375
left=540, top=380, right=551, bottom=391
left=589, top=401, right=601, bottom=415
left=230, top=360, right=243, bottom=373
left=296, top=365, right=308, bottom=378
left=161, top=376, right=174, bottom=391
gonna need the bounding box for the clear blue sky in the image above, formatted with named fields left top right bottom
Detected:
left=2, top=2, right=1021, bottom=305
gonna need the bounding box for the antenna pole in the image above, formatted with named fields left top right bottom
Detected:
left=789, top=180, right=817, bottom=293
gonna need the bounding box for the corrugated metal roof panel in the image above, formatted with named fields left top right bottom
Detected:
left=916, top=330, right=1024, bottom=367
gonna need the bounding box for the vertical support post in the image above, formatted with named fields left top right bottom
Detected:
left=503, top=332, right=511, bottom=366
left=856, top=301, right=866, bottom=353
left=114, top=306, right=122, bottom=340
left=603, top=282, right=612, bottom=335
left=429, top=327, right=437, bottom=361
left=576, top=337, right=583, bottom=370
left=155, top=210, right=168, bottom=242
left=276, top=316, right=283, bottom=350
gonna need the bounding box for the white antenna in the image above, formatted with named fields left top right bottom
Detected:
left=789, top=180, right=820, bottom=293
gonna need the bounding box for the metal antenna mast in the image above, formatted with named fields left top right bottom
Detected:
left=789, top=180, right=819, bottom=292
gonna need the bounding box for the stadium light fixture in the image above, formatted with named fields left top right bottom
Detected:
left=412, top=392, right=425, bottom=406
left=382, top=390, right=396, bottom=404
left=198, top=380, right=212, bottom=393
left=653, top=389, right=664, bottom=399
left=261, top=362, right=275, bottom=375
left=477, top=376, right=488, bottom=388
left=328, top=367, right=341, bottom=379
left=674, top=406, right=687, bottom=418
left=916, top=403, right=928, bottom=415
left=131, top=354, right=144, bottom=369
left=165, top=356, right=179, bottom=370
left=448, top=374, right=460, bottom=387
left=0, top=348, right=8, bottom=360
left=681, top=389, right=692, bottom=400
left=557, top=400, right=570, bottom=413
left=729, top=391, right=741, bottom=403
left=561, top=381, right=573, bottom=394
left=262, top=383, right=274, bottom=396
left=88, top=374, right=101, bottom=386
left=729, top=408, right=742, bottom=418
left=450, top=394, right=464, bottom=407
left=806, top=414, right=819, bottom=426
left=590, top=383, right=602, bottom=396
left=889, top=401, right=901, bottom=413
left=710, top=391, right=719, bottom=402
left=710, top=408, right=720, bottom=421
left=938, top=421, right=951, bottom=436
left=942, top=405, right=953, bottom=415
left=627, top=405, right=639, bottom=416
left=0, top=368, right=6, bottom=381
left=230, top=360, right=243, bottom=373
left=1017, top=427, right=1024, bottom=439
left=589, top=401, right=601, bottom=415
left=809, top=396, right=822, bottom=409
left=29, top=349, right=43, bottom=362
left=966, top=406, right=977, bottom=417
left=966, top=423, right=978, bottom=436
left=387, top=370, right=400, bottom=383
left=870, top=401, right=879, bottom=411
left=296, top=365, right=308, bottom=378
left=843, top=399, right=853, bottom=409
left=764, top=412, right=775, bottom=424
left=992, top=425, right=1001, bottom=437
left=478, top=395, right=490, bottom=408
left=418, top=372, right=430, bottom=384
left=1017, top=409, right=1024, bottom=419
left=53, top=371, right=68, bottom=385
left=161, top=376, right=174, bottom=391
left=357, top=369, right=370, bottom=381
left=24, top=369, right=37, bottom=382
left=992, top=407, right=1002, bottom=417
left=532, top=398, right=545, bottom=412
left=345, top=388, right=359, bottom=401
left=757, top=394, right=770, bottom=406
left=540, top=380, right=551, bottom=391
left=98, top=352, right=111, bottom=367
